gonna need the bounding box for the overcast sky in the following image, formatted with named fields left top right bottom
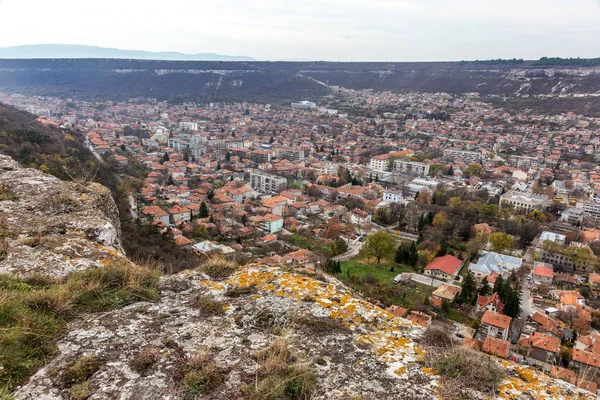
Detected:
left=1, top=0, right=599, bottom=61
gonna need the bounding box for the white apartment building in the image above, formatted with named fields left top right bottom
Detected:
left=577, top=201, right=600, bottom=225
left=500, top=191, right=549, bottom=212
left=179, top=121, right=198, bottom=131
left=443, top=149, right=482, bottom=163
left=250, top=172, right=288, bottom=194
left=370, top=154, right=390, bottom=172
left=291, top=100, right=316, bottom=110
left=383, top=190, right=403, bottom=203
left=510, top=155, right=539, bottom=169
left=394, top=159, right=430, bottom=177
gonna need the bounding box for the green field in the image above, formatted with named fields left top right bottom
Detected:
left=340, top=259, right=412, bottom=284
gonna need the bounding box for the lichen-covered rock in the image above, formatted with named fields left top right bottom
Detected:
left=12, top=264, right=598, bottom=400
left=0, top=155, right=127, bottom=277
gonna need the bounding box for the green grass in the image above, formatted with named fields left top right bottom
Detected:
left=337, top=256, right=429, bottom=308
left=0, top=264, right=160, bottom=391
left=340, top=258, right=413, bottom=285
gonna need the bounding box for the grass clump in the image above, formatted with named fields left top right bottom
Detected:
left=131, top=346, right=161, bottom=374
left=62, top=356, right=99, bottom=385
left=68, top=381, right=91, bottom=400
left=421, top=326, right=505, bottom=399
left=244, top=339, right=316, bottom=400
left=190, top=293, right=225, bottom=316
left=294, top=315, right=348, bottom=335
left=0, top=263, right=160, bottom=391
left=224, top=284, right=257, bottom=297
left=180, top=352, right=227, bottom=398
left=199, top=255, right=238, bottom=280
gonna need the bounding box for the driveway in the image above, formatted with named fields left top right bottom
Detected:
left=332, top=242, right=362, bottom=261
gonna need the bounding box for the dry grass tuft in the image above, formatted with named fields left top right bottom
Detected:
left=421, top=326, right=505, bottom=399
left=181, top=352, right=227, bottom=398
left=245, top=339, right=316, bottom=400
left=131, top=346, right=161, bottom=374
left=199, top=255, right=238, bottom=280
left=68, top=382, right=91, bottom=400
left=294, top=315, right=348, bottom=335
left=190, top=293, right=225, bottom=316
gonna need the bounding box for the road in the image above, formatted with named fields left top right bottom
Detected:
left=511, top=270, right=534, bottom=343
left=370, top=222, right=418, bottom=241
left=332, top=242, right=362, bottom=261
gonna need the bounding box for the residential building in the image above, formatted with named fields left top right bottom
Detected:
left=423, top=254, right=463, bottom=281
left=168, top=205, right=191, bottom=223
left=477, top=292, right=504, bottom=314
left=263, top=214, right=283, bottom=234
left=349, top=208, right=371, bottom=225
left=509, top=155, right=539, bottom=169
left=250, top=171, right=288, bottom=194
left=370, top=154, right=391, bottom=172
left=179, top=121, right=198, bottom=131
left=522, top=332, right=560, bottom=364
left=482, top=336, right=510, bottom=359
left=532, top=265, right=554, bottom=285
left=443, top=149, right=482, bottom=163
left=480, top=310, right=512, bottom=341
left=383, top=190, right=403, bottom=203
left=469, top=251, right=523, bottom=279
left=577, top=201, right=600, bottom=226
left=393, top=159, right=430, bottom=177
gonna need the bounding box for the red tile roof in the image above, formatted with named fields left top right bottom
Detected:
left=424, top=254, right=463, bottom=276
left=481, top=310, right=512, bottom=330
left=482, top=336, right=510, bottom=358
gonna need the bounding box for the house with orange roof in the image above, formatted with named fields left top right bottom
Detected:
left=140, top=205, right=169, bottom=225
left=572, top=348, right=600, bottom=376
left=482, top=336, right=510, bottom=359
left=405, top=311, right=431, bottom=328
left=523, top=332, right=560, bottom=363
left=549, top=366, right=576, bottom=385
left=477, top=292, right=504, bottom=314
left=589, top=273, right=600, bottom=288
left=386, top=305, right=408, bottom=318
left=262, top=213, right=283, bottom=234
left=480, top=310, right=512, bottom=341
left=533, top=265, right=554, bottom=285
left=423, top=254, right=463, bottom=281
left=168, top=205, right=191, bottom=223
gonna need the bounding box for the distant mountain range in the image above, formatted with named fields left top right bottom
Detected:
left=0, top=44, right=256, bottom=61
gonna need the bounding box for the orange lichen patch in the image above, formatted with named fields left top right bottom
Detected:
left=231, top=267, right=277, bottom=288
left=198, top=280, right=226, bottom=291
left=394, top=366, right=407, bottom=375
left=515, top=366, right=538, bottom=384
left=422, top=367, right=436, bottom=375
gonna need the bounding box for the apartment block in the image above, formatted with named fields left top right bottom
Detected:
left=394, top=159, right=430, bottom=177
left=250, top=172, right=287, bottom=194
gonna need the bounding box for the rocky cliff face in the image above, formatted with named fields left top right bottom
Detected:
left=13, top=262, right=598, bottom=400
left=0, top=154, right=126, bottom=278
left=2, top=154, right=596, bottom=399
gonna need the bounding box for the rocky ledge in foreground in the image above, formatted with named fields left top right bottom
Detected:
left=13, top=262, right=597, bottom=400
left=0, top=155, right=126, bottom=277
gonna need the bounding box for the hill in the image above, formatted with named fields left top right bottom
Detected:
left=1, top=59, right=600, bottom=114
left=0, top=44, right=255, bottom=61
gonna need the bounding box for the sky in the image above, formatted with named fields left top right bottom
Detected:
left=1, top=0, right=599, bottom=61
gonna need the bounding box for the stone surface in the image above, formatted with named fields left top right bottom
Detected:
left=0, top=155, right=127, bottom=277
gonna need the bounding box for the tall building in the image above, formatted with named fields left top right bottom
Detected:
left=394, top=159, right=430, bottom=177
left=250, top=172, right=287, bottom=194
left=443, top=149, right=482, bottom=163
left=370, top=154, right=390, bottom=172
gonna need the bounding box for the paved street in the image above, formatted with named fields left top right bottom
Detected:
left=331, top=242, right=362, bottom=261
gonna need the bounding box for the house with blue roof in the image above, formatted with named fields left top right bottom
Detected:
left=469, top=251, right=523, bottom=279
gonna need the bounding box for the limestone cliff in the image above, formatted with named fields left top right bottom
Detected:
left=1, top=155, right=596, bottom=399
left=0, top=154, right=127, bottom=278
